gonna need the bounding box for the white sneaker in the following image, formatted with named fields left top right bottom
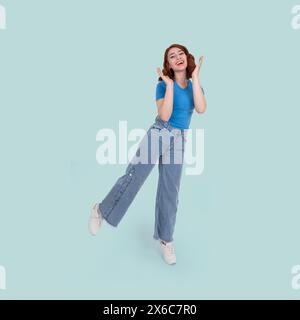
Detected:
left=160, top=240, right=176, bottom=265
left=88, top=202, right=103, bottom=236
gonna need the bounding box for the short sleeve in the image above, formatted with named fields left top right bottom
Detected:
left=155, top=81, right=166, bottom=100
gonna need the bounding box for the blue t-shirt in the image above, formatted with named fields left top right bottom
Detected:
left=155, top=79, right=204, bottom=129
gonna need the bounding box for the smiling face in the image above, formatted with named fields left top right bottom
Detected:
left=167, top=47, right=187, bottom=71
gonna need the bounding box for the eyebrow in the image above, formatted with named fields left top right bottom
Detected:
left=169, top=50, right=183, bottom=57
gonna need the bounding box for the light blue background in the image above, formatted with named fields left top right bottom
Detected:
left=0, top=0, right=300, bottom=299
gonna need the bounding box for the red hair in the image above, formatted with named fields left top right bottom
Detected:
left=157, top=44, right=196, bottom=81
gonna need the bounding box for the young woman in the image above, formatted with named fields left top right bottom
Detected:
left=88, top=44, right=207, bottom=265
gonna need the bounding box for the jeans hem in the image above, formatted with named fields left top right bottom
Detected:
left=98, top=203, right=118, bottom=227
left=103, top=217, right=118, bottom=228
left=153, top=234, right=173, bottom=243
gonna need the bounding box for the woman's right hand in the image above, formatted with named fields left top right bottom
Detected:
left=156, top=67, right=173, bottom=86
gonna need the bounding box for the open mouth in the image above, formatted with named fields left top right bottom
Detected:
left=176, top=61, right=184, bottom=65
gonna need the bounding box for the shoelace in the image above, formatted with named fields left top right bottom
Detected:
left=167, top=246, right=175, bottom=255
left=162, top=242, right=175, bottom=255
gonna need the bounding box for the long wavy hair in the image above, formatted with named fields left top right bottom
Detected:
left=157, top=44, right=196, bottom=81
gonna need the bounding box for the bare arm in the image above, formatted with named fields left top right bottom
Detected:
left=155, top=67, right=174, bottom=121
left=191, top=56, right=207, bottom=114
left=156, top=82, right=174, bottom=121
left=192, top=77, right=207, bottom=113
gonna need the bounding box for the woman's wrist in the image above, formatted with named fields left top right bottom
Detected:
left=192, top=75, right=200, bottom=82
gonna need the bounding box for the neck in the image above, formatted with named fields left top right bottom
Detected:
left=174, top=70, right=187, bottom=84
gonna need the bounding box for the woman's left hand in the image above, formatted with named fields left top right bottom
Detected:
left=191, top=56, right=203, bottom=79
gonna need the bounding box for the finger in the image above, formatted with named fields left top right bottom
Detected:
left=198, top=57, right=203, bottom=67
left=157, top=67, right=164, bottom=77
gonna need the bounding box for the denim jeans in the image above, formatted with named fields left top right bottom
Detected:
left=98, top=115, right=187, bottom=242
